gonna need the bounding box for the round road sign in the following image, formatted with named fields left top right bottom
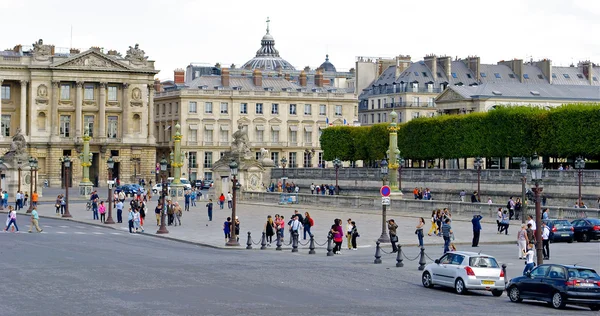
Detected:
left=380, top=185, right=391, bottom=197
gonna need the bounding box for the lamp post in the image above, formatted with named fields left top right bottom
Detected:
left=27, top=157, right=38, bottom=213
left=575, top=156, right=585, bottom=207
left=530, top=153, right=544, bottom=266
left=333, top=157, right=342, bottom=195
left=474, top=157, right=482, bottom=202
left=280, top=157, right=287, bottom=176
left=378, top=158, right=390, bottom=243
left=105, top=157, right=116, bottom=224
left=157, top=156, right=169, bottom=234
left=17, top=158, right=23, bottom=192
left=397, top=155, right=405, bottom=193
left=226, top=159, right=240, bottom=246
left=61, top=156, right=72, bottom=218
left=520, top=158, right=528, bottom=224
left=0, top=156, right=3, bottom=210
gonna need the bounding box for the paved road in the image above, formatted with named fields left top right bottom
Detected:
left=1, top=217, right=598, bottom=316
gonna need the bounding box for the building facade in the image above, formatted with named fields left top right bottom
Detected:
left=0, top=40, right=158, bottom=188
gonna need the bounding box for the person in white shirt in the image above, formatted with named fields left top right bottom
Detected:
left=527, top=215, right=536, bottom=231
left=346, top=218, right=354, bottom=250
left=541, top=222, right=550, bottom=260
left=523, top=244, right=535, bottom=275
left=496, top=208, right=503, bottom=233
left=289, top=215, right=301, bottom=243
left=310, top=183, right=315, bottom=194
left=227, top=192, right=233, bottom=209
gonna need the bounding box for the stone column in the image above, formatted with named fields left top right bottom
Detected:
left=20, top=81, right=28, bottom=136
left=75, top=81, right=83, bottom=139
left=122, top=83, right=129, bottom=137
left=0, top=79, right=3, bottom=139
left=147, top=84, right=156, bottom=143
left=51, top=81, right=59, bottom=136
left=388, top=110, right=402, bottom=196
left=99, top=82, right=106, bottom=138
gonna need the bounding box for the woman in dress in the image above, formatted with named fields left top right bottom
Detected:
left=264, top=215, right=276, bottom=246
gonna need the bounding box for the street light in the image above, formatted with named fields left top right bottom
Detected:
left=530, top=153, right=544, bottom=266
left=474, top=157, right=482, bottom=202
left=397, top=155, right=405, bottom=192
left=378, top=158, right=390, bottom=243
left=0, top=156, right=4, bottom=211
left=105, top=156, right=116, bottom=224
left=61, top=156, right=72, bottom=218
left=157, top=156, right=169, bottom=234
left=17, top=158, right=22, bottom=192
left=333, top=157, right=342, bottom=195
left=575, top=156, right=585, bottom=207
left=520, top=158, right=528, bottom=224
left=27, top=157, right=38, bottom=213
left=280, top=157, right=287, bottom=176
left=226, top=159, right=240, bottom=246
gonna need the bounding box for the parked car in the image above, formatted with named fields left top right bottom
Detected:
left=543, top=219, right=574, bottom=243
left=194, top=179, right=203, bottom=189
left=152, top=183, right=170, bottom=194
left=201, top=180, right=214, bottom=190
left=115, top=184, right=145, bottom=197
left=421, top=251, right=505, bottom=296
left=507, top=264, right=600, bottom=310
left=571, top=218, right=600, bottom=242
left=179, top=178, right=192, bottom=190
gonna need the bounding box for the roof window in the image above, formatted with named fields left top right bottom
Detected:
left=466, top=73, right=472, bottom=79
left=492, top=90, right=502, bottom=95
left=530, top=91, right=540, bottom=96
left=437, top=72, right=443, bottom=78
left=577, top=74, right=584, bottom=79
left=523, top=74, right=530, bottom=79
left=422, top=72, right=428, bottom=77
left=563, top=74, right=570, bottom=79
left=451, top=72, right=458, bottom=78
left=552, top=73, right=557, bottom=78
left=508, top=74, right=515, bottom=79
left=594, top=77, right=598, bottom=81
left=494, top=73, right=501, bottom=79
left=537, top=74, right=544, bottom=79
left=414, top=72, right=419, bottom=76
left=480, top=72, right=487, bottom=78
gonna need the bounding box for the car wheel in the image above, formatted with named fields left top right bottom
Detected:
left=581, top=233, right=590, bottom=242
left=422, top=272, right=433, bottom=288
left=551, top=292, right=566, bottom=309
left=567, top=238, right=573, bottom=244
left=590, top=305, right=600, bottom=311
left=508, top=286, right=522, bottom=303
left=491, top=289, right=503, bottom=297
left=455, top=278, right=467, bottom=295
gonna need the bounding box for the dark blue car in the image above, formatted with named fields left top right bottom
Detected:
left=571, top=218, right=600, bottom=242
left=507, top=264, right=600, bottom=310
left=543, top=219, right=574, bottom=243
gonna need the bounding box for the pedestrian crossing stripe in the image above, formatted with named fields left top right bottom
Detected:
left=92, top=232, right=104, bottom=235
left=56, top=232, right=67, bottom=234
left=74, top=232, right=86, bottom=234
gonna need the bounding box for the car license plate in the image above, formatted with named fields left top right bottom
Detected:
left=577, top=283, right=594, bottom=287
left=482, top=280, right=495, bottom=285
left=561, top=234, right=569, bottom=237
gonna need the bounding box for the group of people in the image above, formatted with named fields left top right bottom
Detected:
left=423, top=209, right=456, bottom=253
left=413, top=187, right=432, bottom=200
left=154, top=198, right=183, bottom=230
left=258, top=210, right=317, bottom=247
left=4, top=205, right=43, bottom=233
left=309, top=183, right=338, bottom=195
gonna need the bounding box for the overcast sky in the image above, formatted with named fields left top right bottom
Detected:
left=2, top=0, right=599, bottom=80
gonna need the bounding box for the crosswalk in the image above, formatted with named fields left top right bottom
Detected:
left=1, top=224, right=143, bottom=236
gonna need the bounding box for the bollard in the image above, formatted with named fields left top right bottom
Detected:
left=308, top=233, right=316, bottom=255
left=260, top=232, right=267, bottom=250
left=276, top=233, right=282, bottom=251
left=291, top=232, right=299, bottom=253
left=418, top=247, right=426, bottom=271
left=374, top=241, right=382, bottom=264
left=246, top=232, right=252, bottom=250
left=396, top=244, right=404, bottom=267
left=326, top=236, right=334, bottom=256
left=502, top=263, right=508, bottom=285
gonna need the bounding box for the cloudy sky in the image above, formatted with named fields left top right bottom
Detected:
left=2, top=0, right=599, bottom=80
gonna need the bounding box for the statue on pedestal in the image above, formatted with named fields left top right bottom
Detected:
left=231, top=124, right=252, bottom=160
left=4, top=128, right=28, bottom=161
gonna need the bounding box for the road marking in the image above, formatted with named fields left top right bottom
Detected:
left=110, top=232, right=122, bottom=235
left=75, top=226, right=85, bottom=229
left=44, top=225, right=53, bottom=228
left=74, top=232, right=86, bottom=235
left=92, top=232, right=104, bottom=235
left=59, top=226, right=69, bottom=228
left=56, top=232, right=67, bottom=234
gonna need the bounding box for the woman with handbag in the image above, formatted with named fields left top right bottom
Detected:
left=330, top=219, right=344, bottom=254
left=416, top=217, right=425, bottom=248
left=388, top=219, right=398, bottom=253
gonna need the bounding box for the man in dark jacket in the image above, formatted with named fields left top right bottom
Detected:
left=471, top=214, right=483, bottom=247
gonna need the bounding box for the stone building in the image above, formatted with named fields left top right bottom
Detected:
left=0, top=40, right=158, bottom=188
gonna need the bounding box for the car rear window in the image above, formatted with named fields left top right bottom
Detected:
left=554, top=220, right=572, bottom=228
left=568, top=268, right=600, bottom=279
left=469, top=256, right=499, bottom=268
left=588, top=219, right=600, bottom=225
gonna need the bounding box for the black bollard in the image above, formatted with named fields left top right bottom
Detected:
left=374, top=241, right=382, bottom=264
left=326, top=236, right=334, bottom=256
left=502, top=264, right=508, bottom=285
left=246, top=231, right=252, bottom=250
left=292, top=232, right=299, bottom=253
left=276, top=233, right=282, bottom=251
left=396, top=244, right=404, bottom=267
left=308, top=233, right=316, bottom=255
left=418, top=247, right=426, bottom=270
left=260, top=232, right=267, bottom=250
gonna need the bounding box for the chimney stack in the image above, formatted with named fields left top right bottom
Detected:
left=154, top=78, right=162, bottom=93
left=284, top=73, right=291, bottom=81
left=534, top=59, right=553, bottom=84
left=221, top=68, right=230, bottom=87
left=299, top=70, right=307, bottom=87
left=439, top=56, right=452, bottom=79
left=174, top=68, right=185, bottom=84
left=499, top=59, right=524, bottom=82
left=252, top=69, right=262, bottom=86
left=424, top=54, right=437, bottom=80
left=580, top=61, right=593, bottom=85
left=466, top=56, right=480, bottom=81
left=315, top=70, right=324, bottom=87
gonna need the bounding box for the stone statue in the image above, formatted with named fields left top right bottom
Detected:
left=231, top=124, right=251, bottom=159
left=132, top=88, right=142, bottom=100
left=125, top=44, right=148, bottom=64
left=32, top=39, right=52, bottom=61
left=260, top=148, right=269, bottom=159
left=3, top=128, right=27, bottom=161
left=37, top=84, right=48, bottom=97
left=259, top=147, right=274, bottom=167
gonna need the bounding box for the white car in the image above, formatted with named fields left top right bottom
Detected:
left=152, top=183, right=170, bottom=194
left=179, top=178, right=192, bottom=190
left=421, top=251, right=505, bottom=296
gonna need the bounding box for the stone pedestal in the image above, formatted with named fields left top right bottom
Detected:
left=79, top=183, right=93, bottom=197
left=169, top=183, right=185, bottom=201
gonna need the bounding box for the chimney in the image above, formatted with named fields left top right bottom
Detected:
left=424, top=54, right=437, bottom=80
left=174, top=68, right=185, bottom=84
left=284, top=73, right=291, bottom=81
left=252, top=69, right=262, bottom=86
left=579, top=61, right=593, bottom=85
left=13, top=45, right=22, bottom=53
left=534, top=59, right=553, bottom=84
left=221, top=68, right=230, bottom=87
left=70, top=48, right=80, bottom=55
left=466, top=56, right=480, bottom=81
left=315, top=70, right=324, bottom=87
left=499, top=59, right=524, bottom=82
left=439, top=56, right=452, bottom=79
left=299, top=70, right=307, bottom=87
left=395, top=55, right=412, bottom=78
left=154, top=78, right=162, bottom=92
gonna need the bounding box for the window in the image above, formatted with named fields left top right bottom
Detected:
left=552, top=73, right=557, bottom=79
left=413, top=97, right=420, bottom=106
left=451, top=73, right=457, bottom=78
left=188, top=129, right=197, bottom=142
left=563, top=74, right=570, bottom=79
left=220, top=102, right=228, bottom=114
left=255, top=103, right=263, bottom=114
left=84, top=85, right=94, bottom=100
left=289, top=152, right=297, bottom=168
left=255, top=152, right=261, bottom=160
left=436, top=72, right=443, bottom=78
left=256, top=130, right=264, bottom=142
left=319, top=104, right=326, bottom=115
left=370, top=113, right=374, bottom=123
left=1, top=115, right=10, bottom=136
left=304, top=104, right=311, bottom=115
left=271, top=152, right=279, bottom=164
left=428, top=98, right=435, bottom=107
left=523, top=74, right=530, bottom=79
left=382, top=113, right=387, bottom=122
left=377, top=99, right=381, bottom=109
left=271, top=103, right=279, bottom=114
left=1, top=85, right=10, bottom=100
left=422, top=72, right=428, bottom=77
left=59, top=115, right=70, bottom=137
left=205, top=102, right=213, bottom=113
left=548, top=266, right=566, bottom=279
left=494, top=73, right=501, bottom=79
left=219, top=129, right=228, bottom=142
left=168, top=103, right=172, bottom=114
left=413, top=72, right=419, bottom=76
left=508, top=73, right=515, bottom=79
left=188, top=152, right=197, bottom=168
left=377, top=113, right=381, bottom=123
left=108, top=86, right=117, bottom=101
left=537, top=74, right=544, bottom=79
left=84, top=115, right=94, bottom=137
left=189, top=101, right=197, bottom=113
left=203, top=152, right=213, bottom=168
left=240, top=103, right=248, bottom=114
left=60, top=84, right=70, bottom=100
left=107, top=116, right=118, bottom=138
left=577, top=74, right=584, bottom=79
left=303, top=151, right=311, bottom=167
left=271, top=129, right=279, bottom=142
left=174, top=102, right=178, bottom=114
left=289, top=104, right=297, bottom=115
left=479, top=73, right=486, bottom=78
left=466, top=73, right=472, bottom=79
left=370, top=100, right=374, bottom=109
left=469, top=256, right=499, bottom=268
left=530, top=266, right=550, bottom=278
left=304, top=131, right=312, bottom=143
left=334, top=105, right=342, bottom=116
left=289, top=130, right=297, bottom=143
left=204, top=129, right=213, bottom=142
left=203, top=172, right=212, bottom=181
left=412, top=112, right=420, bottom=119
left=594, top=77, right=598, bottom=81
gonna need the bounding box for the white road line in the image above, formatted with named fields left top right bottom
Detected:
left=110, top=232, right=122, bottom=235
left=59, top=226, right=69, bottom=228
left=74, top=232, right=86, bottom=235
left=56, top=232, right=67, bottom=234
left=92, top=232, right=104, bottom=235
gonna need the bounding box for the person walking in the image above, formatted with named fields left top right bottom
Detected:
left=499, top=210, right=510, bottom=235
left=416, top=217, right=425, bottom=248
left=441, top=218, right=452, bottom=254
left=98, top=201, right=106, bottom=223
left=173, top=202, right=182, bottom=226
left=234, top=216, right=240, bottom=242
left=116, top=200, right=124, bottom=223
left=191, top=189, right=197, bottom=207
left=541, top=221, right=550, bottom=260
left=127, top=208, right=135, bottom=233
left=526, top=223, right=535, bottom=245
left=427, top=210, right=437, bottom=236
left=167, top=201, right=174, bottom=226
left=184, top=190, right=190, bottom=212
left=218, top=194, right=225, bottom=209
left=471, top=214, right=482, bottom=247
left=4, top=206, right=18, bottom=232
left=496, top=208, right=503, bottom=233
left=24, top=191, right=29, bottom=207
left=350, top=221, right=359, bottom=250
left=223, top=217, right=231, bottom=242
left=206, top=199, right=213, bottom=221
left=227, top=192, right=233, bottom=209
left=517, top=224, right=528, bottom=259
left=303, top=212, right=314, bottom=240
left=133, top=208, right=142, bottom=233
left=507, top=197, right=515, bottom=220
left=523, top=244, right=535, bottom=276
left=28, top=207, right=43, bottom=233
left=154, top=203, right=162, bottom=226
left=346, top=218, right=354, bottom=250
left=264, top=215, right=276, bottom=246
left=388, top=219, right=398, bottom=253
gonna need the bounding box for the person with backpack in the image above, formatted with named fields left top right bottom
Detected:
left=303, top=212, right=314, bottom=240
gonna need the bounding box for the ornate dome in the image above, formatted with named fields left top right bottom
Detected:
left=318, top=54, right=336, bottom=72
left=242, top=18, right=295, bottom=71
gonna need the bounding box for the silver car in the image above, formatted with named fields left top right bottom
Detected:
left=422, top=251, right=505, bottom=296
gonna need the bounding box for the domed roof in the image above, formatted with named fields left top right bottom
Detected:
left=318, top=54, right=336, bottom=72
left=242, top=18, right=295, bottom=71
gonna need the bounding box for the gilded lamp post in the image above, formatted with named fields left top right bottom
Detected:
left=387, top=110, right=402, bottom=195
left=170, top=123, right=185, bottom=199
left=79, top=127, right=94, bottom=196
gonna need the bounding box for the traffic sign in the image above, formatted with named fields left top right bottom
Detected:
left=380, top=185, right=391, bottom=197
left=381, top=197, right=391, bottom=206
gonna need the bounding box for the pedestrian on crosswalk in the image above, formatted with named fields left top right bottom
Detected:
left=28, top=207, right=43, bottom=233
left=4, top=206, right=18, bottom=232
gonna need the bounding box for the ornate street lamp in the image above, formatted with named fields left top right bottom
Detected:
left=333, top=157, right=342, bottom=195
left=226, top=159, right=240, bottom=246
left=520, top=158, right=528, bottom=224
left=280, top=157, right=287, bottom=176
left=60, top=156, right=72, bottom=218
left=157, top=156, right=169, bottom=234
left=530, top=153, right=544, bottom=266
left=26, top=157, right=38, bottom=213
left=474, top=157, right=482, bottom=202
left=575, top=156, right=585, bottom=207
left=397, top=154, right=405, bottom=192
left=105, top=156, right=116, bottom=224
left=378, top=158, right=389, bottom=243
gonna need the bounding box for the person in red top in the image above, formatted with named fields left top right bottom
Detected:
left=218, top=193, right=225, bottom=209
left=303, top=212, right=314, bottom=240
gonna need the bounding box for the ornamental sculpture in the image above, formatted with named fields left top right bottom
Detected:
left=32, top=39, right=52, bottom=61
left=125, top=44, right=148, bottom=65
left=231, top=124, right=252, bottom=159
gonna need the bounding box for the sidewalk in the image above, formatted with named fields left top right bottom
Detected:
left=3, top=195, right=520, bottom=250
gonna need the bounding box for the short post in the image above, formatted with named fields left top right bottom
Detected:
left=291, top=231, right=298, bottom=253
left=418, top=247, right=426, bottom=271
left=502, top=264, right=508, bottom=285
left=276, top=232, right=282, bottom=251
left=396, top=244, right=404, bottom=267
left=308, top=233, right=316, bottom=254
left=260, top=232, right=267, bottom=250
left=246, top=231, right=252, bottom=250
left=374, top=241, right=382, bottom=264
left=326, top=236, right=334, bottom=256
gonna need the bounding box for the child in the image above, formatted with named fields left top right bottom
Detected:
left=223, top=217, right=231, bottom=242
left=523, top=244, right=535, bottom=275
